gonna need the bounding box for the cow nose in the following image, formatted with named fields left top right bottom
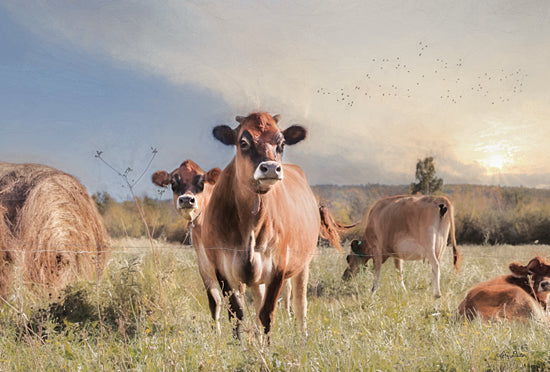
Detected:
left=254, top=161, right=283, bottom=180
left=177, top=195, right=196, bottom=209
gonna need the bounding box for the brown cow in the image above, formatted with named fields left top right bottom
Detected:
left=152, top=160, right=221, bottom=225
left=458, top=257, right=550, bottom=321
left=202, top=112, right=343, bottom=338
left=152, top=160, right=227, bottom=328
left=343, top=195, right=459, bottom=298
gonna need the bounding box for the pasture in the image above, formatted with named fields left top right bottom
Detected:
left=1, top=239, right=550, bottom=371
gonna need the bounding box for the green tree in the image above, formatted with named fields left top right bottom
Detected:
left=410, top=156, right=443, bottom=195
left=92, top=191, right=113, bottom=215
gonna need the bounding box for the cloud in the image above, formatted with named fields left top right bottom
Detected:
left=3, top=1, right=550, bottom=189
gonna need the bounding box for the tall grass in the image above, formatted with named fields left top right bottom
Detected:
left=2, top=240, right=550, bottom=370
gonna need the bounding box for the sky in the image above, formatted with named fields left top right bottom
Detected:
left=1, top=1, right=550, bottom=200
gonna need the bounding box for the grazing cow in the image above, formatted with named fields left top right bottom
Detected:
left=343, top=195, right=459, bottom=298
left=458, top=257, right=550, bottom=321
left=201, top=112, right=344, bottom=338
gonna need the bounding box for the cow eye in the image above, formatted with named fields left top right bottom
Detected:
left=240, top=138, right=250, bottom=151
left=277, top=141, right=286, bottom=153
left=194, top=175, right=205, bottom=191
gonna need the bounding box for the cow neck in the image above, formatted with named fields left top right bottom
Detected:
left=232, top=179, right=268, bottom=235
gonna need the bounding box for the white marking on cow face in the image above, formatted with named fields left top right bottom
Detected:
left=253, top=161, right=283, bottom=186
left=176, top=192, right=201, bottom=221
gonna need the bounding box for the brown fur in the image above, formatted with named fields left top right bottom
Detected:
left=343, top=195, right=459, bottom=298
left=0, top=162, right=110, bottom=296
left=458, top=257, right=550, bottom=321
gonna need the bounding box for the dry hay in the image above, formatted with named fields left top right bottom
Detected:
left=0, top=205, right=14, bottom=298
left=0, top=162, right=110, bottom=296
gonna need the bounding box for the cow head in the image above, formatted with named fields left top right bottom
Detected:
left=212, top=112, right=306, bottom=194
left=152, top=160, right=221, bottom=221
left=342, top=239, right=371, bottom=280
left=509, top=256, right=550, bottom=305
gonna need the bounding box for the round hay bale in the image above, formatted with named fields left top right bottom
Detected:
left=0, top=205, right=15, bottom=298
left=0, top=162, right=110, bottom=295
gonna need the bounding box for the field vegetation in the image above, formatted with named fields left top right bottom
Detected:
left=93, top=183, right=550, bottom=246
left=1, top=238, right=550, bottom=371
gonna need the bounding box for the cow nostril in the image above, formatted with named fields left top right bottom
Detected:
left=276, top=166, right=282, bottom=173
left=189, top=197, right=195, bottom=205
left=260, top=164, right=268, bottom=173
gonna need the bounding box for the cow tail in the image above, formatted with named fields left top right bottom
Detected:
left=449, top=203, right=461, bottom=272
left=319, top=205, right=344, bottom=253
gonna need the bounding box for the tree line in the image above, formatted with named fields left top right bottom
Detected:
left=93, top=182, right=550, bottom=246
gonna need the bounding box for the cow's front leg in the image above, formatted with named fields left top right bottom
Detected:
left=216, top=271, right=244, bottom=339
left=394, top=258, right=407, bottom=292
left=258, top=272, right=285, bottom=336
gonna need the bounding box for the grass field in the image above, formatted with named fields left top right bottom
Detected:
left=2, top=239, right=550, bottom=371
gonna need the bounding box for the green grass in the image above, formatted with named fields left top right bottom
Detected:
left=2, top=239, right=550, bottom=371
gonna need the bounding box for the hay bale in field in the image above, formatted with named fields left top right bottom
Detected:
left=0, top=162, right=110, bottom=295
left=0, top=205, right=15, bottom=298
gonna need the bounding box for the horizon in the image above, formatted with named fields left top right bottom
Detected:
left=1, top=1, right=549, bottom=201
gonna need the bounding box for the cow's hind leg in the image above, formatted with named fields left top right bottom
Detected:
left=291, top=268, right=309, bottom=335
left=427, top=234, right=442, bottom=298
left=281, top=279, right=292, bottom=316
left=216, top=271, right=244, bottom=339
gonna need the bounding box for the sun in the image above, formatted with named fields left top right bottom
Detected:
left=475, top=141, right=517, bottom=175
left=479, top=153, right=507, bottom=171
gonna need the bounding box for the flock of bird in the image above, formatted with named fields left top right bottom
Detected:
left=316, top=42, right=528, bottom=108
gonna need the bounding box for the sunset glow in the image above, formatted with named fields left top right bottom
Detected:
left=475, top=141, right=518, bottom=175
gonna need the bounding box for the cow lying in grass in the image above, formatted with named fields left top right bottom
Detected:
left=458, top=256, right=550, bottom=321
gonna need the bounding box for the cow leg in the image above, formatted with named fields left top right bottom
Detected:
left=206, top=287, right=223, bottom=334
left=394, top=258, right=406, bottom=292
left=371, top=255, right=383, bottom=292
left=281, top=279, right=292, bottom=316
left=198, top=266, right=223, bottom=334
left=427, top=240, right=442, bottom=298
left=258, top=272, right=285, bottom=336
left=216, top=271, right=244, bottom=339
left=291, top=268, right=309, bottom=335
left=249, top=283, right=265, bottom=324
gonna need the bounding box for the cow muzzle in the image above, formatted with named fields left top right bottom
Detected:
left=177, top=195, right=197, bottom=210
left=540, top=280, right=550, bottom=292
left=253, top=161, right=283, bottom=187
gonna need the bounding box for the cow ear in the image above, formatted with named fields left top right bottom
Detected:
left=272, top=114, right=281, bottom=123
left=213, top=125, right=236, bottom=146
left=526, top=256, right=550, bottom=275
left=509, top=262, right=529, bottom=278
left=350, top=240, right=362, bottom=254
left=283, top=125, right=307, bottom=145
left=152, top=171, right=171, bottom=187
left=205, top=167, right=222, bottom=185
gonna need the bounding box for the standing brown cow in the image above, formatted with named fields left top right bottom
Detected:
left=202, top=112, right=343, bottom=338
left=152, top=160, right=226, bottom=329
left=343, top=195, right=459, bottom=298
